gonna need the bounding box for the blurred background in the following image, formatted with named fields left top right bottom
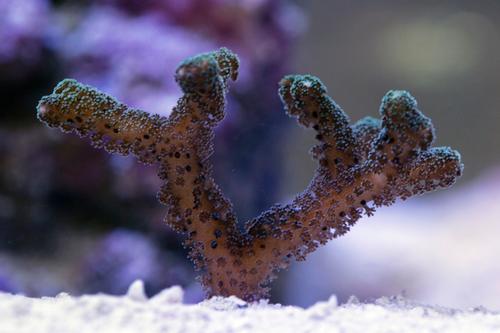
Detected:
left=1, top=0, right=499, bottom=309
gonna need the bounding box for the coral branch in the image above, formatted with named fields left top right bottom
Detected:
left=37, top=48, right=463, bottom=301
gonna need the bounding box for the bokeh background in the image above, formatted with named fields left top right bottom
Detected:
left=1, top=0, right=499, bottom=309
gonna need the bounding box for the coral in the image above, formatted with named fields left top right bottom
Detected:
left=54, top=1, right=303, bottom=218
left=37, top=48, right=463, bottom=301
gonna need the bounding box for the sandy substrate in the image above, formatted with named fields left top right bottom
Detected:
left=1, top=280, right=499, bottom=333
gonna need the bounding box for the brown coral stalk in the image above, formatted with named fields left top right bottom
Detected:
left=37, top=48, right=463, bottom=301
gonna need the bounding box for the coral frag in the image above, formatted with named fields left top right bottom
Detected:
left=37, top=48, right=462, bottom=301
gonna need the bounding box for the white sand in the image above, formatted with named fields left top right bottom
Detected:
left=1, top=280, right=499, bottom=333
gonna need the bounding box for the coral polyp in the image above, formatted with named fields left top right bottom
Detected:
left=37, top=48, right=462, bottom=301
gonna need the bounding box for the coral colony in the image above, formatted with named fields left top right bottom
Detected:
left=37, top=48, right=463, bottom=301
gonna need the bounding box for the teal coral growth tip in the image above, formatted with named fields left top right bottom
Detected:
left=37, top=47, right=463, bottom=302
left=175, top=47, right=239, bottom=94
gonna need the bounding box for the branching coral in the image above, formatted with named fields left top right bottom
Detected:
left=37, top=48, right=463, bottom=301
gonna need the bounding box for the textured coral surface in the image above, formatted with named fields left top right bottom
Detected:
left=37, top=48, right=462, bottom=301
